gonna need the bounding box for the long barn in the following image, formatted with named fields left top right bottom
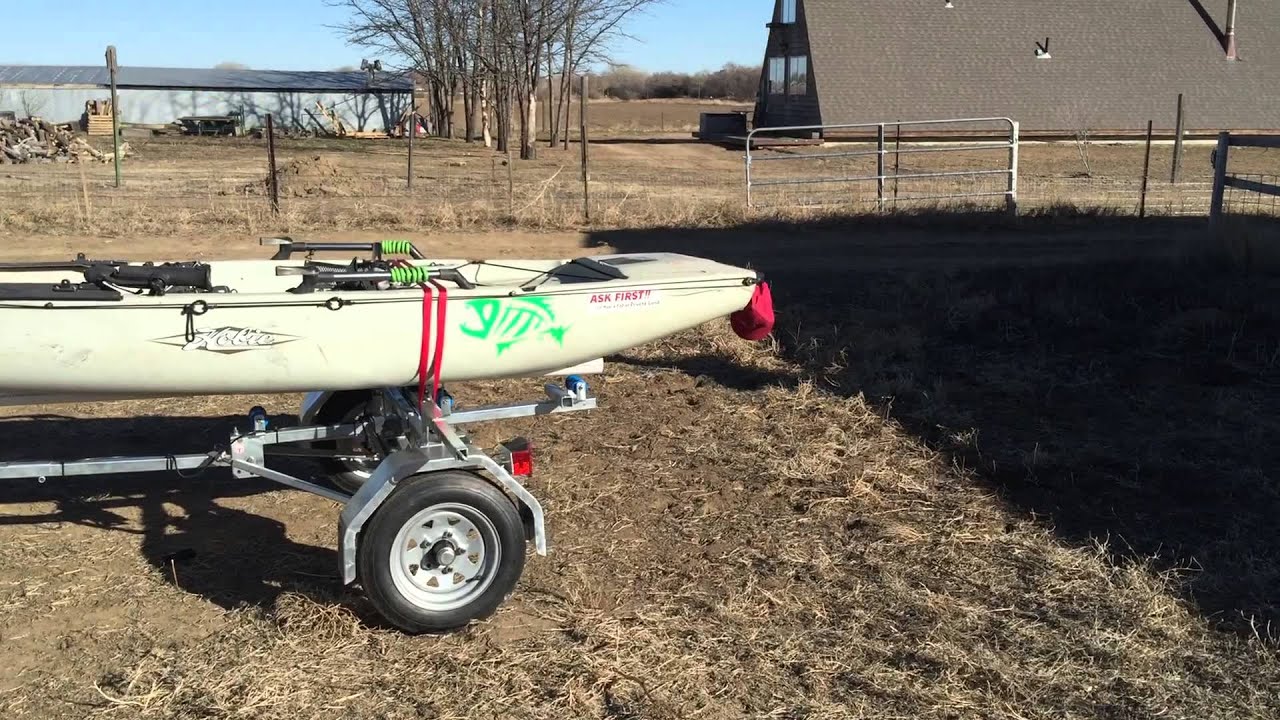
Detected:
left=0, top=65, right=415, bottom=133
left=754, top=0, right=1280, bottom=136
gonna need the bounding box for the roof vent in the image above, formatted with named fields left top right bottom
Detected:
left=1225, top=0, right=1239, bottom=60
left=944, top=1, right=954, bottom=7
left=1035, top=37, right=1051, bottom=59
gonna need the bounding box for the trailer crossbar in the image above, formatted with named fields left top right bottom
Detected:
left=0, top=453, right=222, bottom=480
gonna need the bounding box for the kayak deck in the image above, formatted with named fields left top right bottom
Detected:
left=0, top=238, right=768, bottom=399
left=0, top=247, right=759, bottom=306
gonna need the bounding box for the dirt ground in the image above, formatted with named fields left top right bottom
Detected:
left=1, top=104, right=1280, bottom=716
left=2, top=210, right=1280, bottom=718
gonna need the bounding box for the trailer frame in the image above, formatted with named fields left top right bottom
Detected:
left=0, top=379, right=597, bottom=633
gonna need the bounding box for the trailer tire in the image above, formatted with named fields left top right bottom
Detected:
left=357, top=471, right=526, bottom=634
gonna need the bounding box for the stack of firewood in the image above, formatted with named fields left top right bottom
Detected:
left=84, top=99, right=115, bottom=136
left=0, top=116, right=129, bottom=165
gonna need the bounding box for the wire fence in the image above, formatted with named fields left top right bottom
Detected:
left=1222, top=173, right=1280, bottom=216
left=746, top=118, right=1019, bottom=211
left=0, top=135, right=1270, bottom=234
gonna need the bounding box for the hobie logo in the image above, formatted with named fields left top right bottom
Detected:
left=153, top=327, right=298, bottom=354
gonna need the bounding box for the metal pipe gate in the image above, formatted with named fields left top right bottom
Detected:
left=745, top=117, right=1020, bottom=213
left=1209, top=131, right=1280, bottom=228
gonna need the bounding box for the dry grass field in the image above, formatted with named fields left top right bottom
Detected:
left=2, top=100, right=1275, bottom=237
left=1, top=102, right=1279, bottom=718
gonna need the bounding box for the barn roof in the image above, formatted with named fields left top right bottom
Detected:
left=801, top=0, right=1280, bottom=132
left=0, top=65, right=414, bottom=93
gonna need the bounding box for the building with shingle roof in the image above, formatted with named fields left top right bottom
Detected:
left=754, top=0, right=1279, bottom=137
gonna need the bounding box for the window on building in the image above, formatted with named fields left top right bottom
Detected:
left=787, top=56, right=808, bottom=95
left=768, top=57, right=786, bottom=95
left=780, top=0, right=797, bottom=24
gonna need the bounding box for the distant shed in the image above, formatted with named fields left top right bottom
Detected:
left=0, top=65, right=415, bottom=133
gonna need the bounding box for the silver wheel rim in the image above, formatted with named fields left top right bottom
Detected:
left=389, top=503, right=499, bottom=612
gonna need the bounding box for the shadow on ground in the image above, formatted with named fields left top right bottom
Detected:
left=588, top=209, right=1280, bottom=641
left=0, top=413, right=365, bottom=620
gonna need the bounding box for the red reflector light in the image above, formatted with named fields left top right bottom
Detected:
left=510, top=448, right=534, bottom=477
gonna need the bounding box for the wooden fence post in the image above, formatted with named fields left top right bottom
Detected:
left=266, top=113, right=280, bottom=216
left=1209, top=131, right=1231, bottom=229
left=1139, top=120, right=1153, bottom=218
left=1170, top=93, right=1185, bottom=184
left=875, top=124, right=886, bottom=211
left=407, top=83, right=415, bottom=191
left=581, top=74, right=591, bottom=222
left=105, top=45, right=121, bottom=188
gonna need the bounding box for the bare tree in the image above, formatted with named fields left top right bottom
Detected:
left=328, top=0, right=662, bottom=159
left=546, top=0, right=661, bottom=148
left=327, top=0, right=455, bottom=137
left=18, top=91, right=45, bottom=120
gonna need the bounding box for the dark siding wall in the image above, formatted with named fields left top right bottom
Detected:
left=756, top=0, right=821, bottom=132
left=801, top=0, right=1280, bottom=134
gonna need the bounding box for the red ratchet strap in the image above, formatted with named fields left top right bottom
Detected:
left=416, top=281, right=434, bottom=413
left=426, top=278, right=448, bottom=418
left=393, top=259, right=448, bottom=417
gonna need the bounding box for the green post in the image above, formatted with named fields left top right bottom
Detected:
left=106, top=45, right=121, bottom=188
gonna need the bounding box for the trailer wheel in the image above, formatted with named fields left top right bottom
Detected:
left=357, top=471, right=526, bottom=633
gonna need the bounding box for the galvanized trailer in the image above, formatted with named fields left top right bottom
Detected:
left=0, top=379, right=596, bottom=633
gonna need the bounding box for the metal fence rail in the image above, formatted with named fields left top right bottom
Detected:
left=1210, top=132, right=1280, bottom=227
left=745, top=117, right=1019, bottom=212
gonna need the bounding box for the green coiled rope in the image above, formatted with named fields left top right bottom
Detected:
left=381, top=240, right=414, bottom=256
left=390, top=265, right=431, bottom=284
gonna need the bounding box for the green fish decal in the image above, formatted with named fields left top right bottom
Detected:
left=461, top=297, right=570, bottom=355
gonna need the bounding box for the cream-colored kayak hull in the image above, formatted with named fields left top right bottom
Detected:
left=0, top=360, right=607, bottom=408
left=0, top=252, right=764, bottom=401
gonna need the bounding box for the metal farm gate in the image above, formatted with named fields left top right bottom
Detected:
left=1209, top=132, right=1280, bottom=226
left=744, top=117, right=1020, bottom=213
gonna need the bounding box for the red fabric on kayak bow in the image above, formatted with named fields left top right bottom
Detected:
left=731, top=281, right=774, bottom=341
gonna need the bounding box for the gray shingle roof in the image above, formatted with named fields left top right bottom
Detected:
left=0, top=65, right=413, bottom=93
left=802, top=0, right=1280, bottom=132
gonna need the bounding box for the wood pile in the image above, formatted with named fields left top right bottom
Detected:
left=84, top=99, right=115, bottom=136
left=0, top=117, right=130, bottom=165
left=313, top=101, right=348, bottom=137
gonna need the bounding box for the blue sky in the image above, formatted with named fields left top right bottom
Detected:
left=4, top=0, right=772, bottom=73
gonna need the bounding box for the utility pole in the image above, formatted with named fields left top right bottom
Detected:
left=106, top=45, right=121, bottom=188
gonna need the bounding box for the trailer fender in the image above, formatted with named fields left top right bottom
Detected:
left=337, top=450, right=547, bottom=586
